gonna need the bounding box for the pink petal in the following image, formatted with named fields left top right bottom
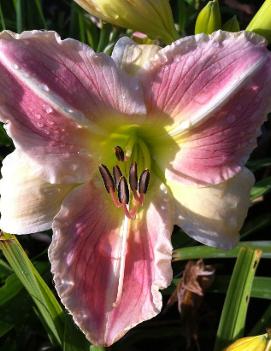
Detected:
left=0, top=30, right=146, bottom=183
left=166, top=61, right=271, bottom=184
left=142, top=31, right=271, bottom=184
left=49, top=181, right=173, bottom=346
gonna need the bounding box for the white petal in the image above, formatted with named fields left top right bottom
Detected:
left=0, top=151, right=73, bottom=234
left=169, top=168, right=255, bottom=249
left=112, top=37, right=160, bottom=75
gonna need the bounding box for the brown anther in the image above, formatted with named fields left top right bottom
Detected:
left=118, top=176, right=130, bottom=204
left=129, top=162, right=138, bottom=192
left=115, top=146, right=125, bottom=162
left=113, top=165, right=122, bottom=187
left=139, top=169, right=150, bottom=194
left=99, top=164, right=115, bottom=193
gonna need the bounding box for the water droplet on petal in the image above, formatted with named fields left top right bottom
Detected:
left=42, top=84, right=50, bottom=92
left=212, top=41, right=221, bottom=48
left=45, top=106, right=53, bottom=114
left=12, top=64, right=20, bottom=70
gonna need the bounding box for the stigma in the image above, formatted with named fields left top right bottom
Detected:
left=98, top=145, right=150, bottom=219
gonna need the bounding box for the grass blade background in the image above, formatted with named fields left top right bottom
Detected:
left=173, top=241, right=271, bottom=261
left=0, top=233, right=89, bottom=350
left=0, top=233, right=64, bottom=346
left=213, top=248, right=262, bottom=351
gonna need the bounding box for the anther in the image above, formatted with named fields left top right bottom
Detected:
left=129, top=162, right=138, bottom=192
left=113, top=165, right=122, bottom=187
left=139, top=169, right=150, bottom=194
left=118, top=177, right=130, bottom=204
left=99, top=164, right=115, bottom=193
left=115, top=146, right=125, bottom=162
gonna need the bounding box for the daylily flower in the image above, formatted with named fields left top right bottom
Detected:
left=0, top=30, right=270, bottom=346
left=74, top=0, right=178, bottom=44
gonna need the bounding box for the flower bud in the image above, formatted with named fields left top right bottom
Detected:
left=223, top=15, right=240, bottom=32
left=224, top=333, right=271, bottom=351
left=195, top=0, right=222, bottom=34
left=74, top=0, right=178, bottom=44
left=246, top=0, right=271, bottom=43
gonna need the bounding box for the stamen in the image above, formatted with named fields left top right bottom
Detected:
left=118, top=176, right=130, bottom=204
left=113, top=165, right=122, bottom=187
left=110, top=190, right=122, bottom=208
left=129, top=162, right=138, bottom=192
left=115, top=145, right=125, bottom=161
left=139, top=169, right=150, bottom=194
left=122, top=204, right=136, bottom=219
left=99, top=164, right=115, bottom=193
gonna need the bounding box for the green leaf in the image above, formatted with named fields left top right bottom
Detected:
left=63, top=315, right=89, bottom=351
left=249, top=303, right=271, bottom=335
left=0, top=123, right=12, bottom=146
left=247, top=158, right=271, bottom=171
left=0, top=2, right=6, bottom=30
left=0, top=272, right=23, bottom=305
left=213, top=248, right=262, bottom=351
left=0, top=320, right=14, bottom=337
left=34, top=0, right=47, bottom=29
left=173, top=241, right=271, bottom=261
left=0, top=233, right=64, bottom=346
left=90, top=346, right=106, bottom=351
left=250, top=177, right=271, bottom=200
left=246, top=0, right=271, bottom=43
left=14, top=0, right=23, bottom=32
left=211, top=276, right=271, bottom=300
left=177, top=0, right=187, bottom=34
left=0, top=233, right=91, bottom=350
left=240, top=214, right=271, bottom=240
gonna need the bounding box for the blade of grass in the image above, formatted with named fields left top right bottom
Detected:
left=0, top=233, right=64, bottom=346
left=14, top=0, right=23, bottom=32
left=210, top=276, right=271, bottom=299
left=173, top=241, right=271, bottom=261
left=247, top=158, right=271, bottom=171
left=97, top=23, right=112, bottom=52
left=0, top=2, right=6, bottom=30
left=0, top=272, right=23, bottom=305
left=78, top=11, right=86, bottom=43
left=63, top=315, right=89, bottom=351
left=213, top=248, right=261, bottom=351
left=240, top=214, right=271, bottom=240
left=0, top=233, right=90, bottom=350
left=34, top=0, right=47, bottom=29
left=177, top=0, right=186, bottom=34
left=0, top=320, right=14, bottom=337
left=250, top=176, right=271, bottom=200
left=249, top=303, right=271, bottom=335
